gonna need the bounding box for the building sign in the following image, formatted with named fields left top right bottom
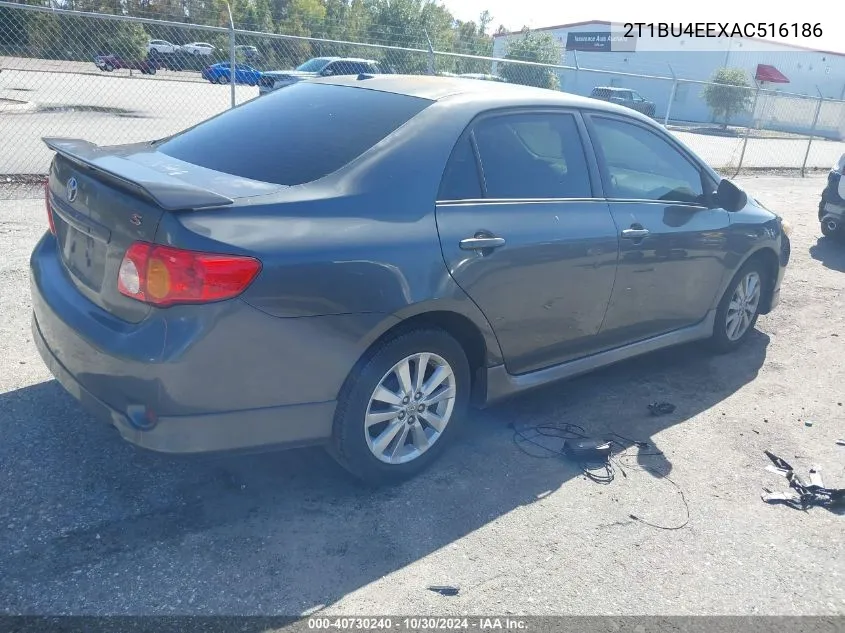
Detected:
left=565, top=31, right=637, bottom=52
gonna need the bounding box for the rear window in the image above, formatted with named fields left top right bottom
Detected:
left=157, top=82, right=431, bottom=186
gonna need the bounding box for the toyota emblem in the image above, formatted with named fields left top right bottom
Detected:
left=129, top=213, right=142, bottom=226
left=66, top=177, right=78, bottom=203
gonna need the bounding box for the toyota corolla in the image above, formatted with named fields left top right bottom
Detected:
left=31, top=75, right=791, bottom=484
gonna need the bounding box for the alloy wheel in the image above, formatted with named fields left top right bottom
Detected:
left=725, top=271, right=761, bottom=341
left=364, top=352, right=457, bottom=465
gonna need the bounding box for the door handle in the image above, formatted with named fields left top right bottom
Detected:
left=459, top=236, right=506, bottom=251
left=621, top=228, right=650, bottom=239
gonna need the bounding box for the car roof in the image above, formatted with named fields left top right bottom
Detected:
left=310, top=74, right=639, bottom=115
left=316, top=57, right=379, bottom=63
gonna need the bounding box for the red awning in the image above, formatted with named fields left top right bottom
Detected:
left=755, top=64, right=790, bottom=83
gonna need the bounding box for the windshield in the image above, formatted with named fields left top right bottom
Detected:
left=157, top=82, right=432, bottom=186
left=296, top=58, right=331, bottom=72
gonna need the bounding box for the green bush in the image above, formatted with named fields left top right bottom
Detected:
left=702, top=68, right=754, bottom=128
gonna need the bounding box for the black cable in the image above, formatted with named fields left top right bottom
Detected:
left=626, top=474, right=690, bottom=530
left=510, top=421, right=691, bottom=530
left=610, top=451, right=691, bottom=530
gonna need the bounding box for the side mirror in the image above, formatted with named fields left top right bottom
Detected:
left=321, top=68, right=334, bottom=76
left=715, top=178, right=748, bottom=212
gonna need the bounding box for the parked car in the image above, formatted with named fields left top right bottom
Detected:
left=458, top=73, right=506, bottom=82
left=202, top=62, right=262, bottom=85
left=258, top=57, right=385, bottom=95
left=94, top=54, right=158, bottom=75
left=181, top=42, right=216, bottom=56
left=147, top=39, right=180, bottom=55
left=34, top=76, right=791, bottom=485
left=235, top=44, right=261, bottom=62
left=590, top=86, right=656, bottom=117
left=818, top=152, right=845, bottom=239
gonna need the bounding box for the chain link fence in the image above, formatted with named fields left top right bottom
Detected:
left=2, top=1, right=845, bottom=182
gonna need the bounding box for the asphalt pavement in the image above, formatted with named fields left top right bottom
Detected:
left=1, top=175, right=843, bottom=615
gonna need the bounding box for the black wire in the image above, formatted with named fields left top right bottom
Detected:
left=510, top=421, right=691, bottom=530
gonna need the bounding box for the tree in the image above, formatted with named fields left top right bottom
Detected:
left=702, top=67, right=754, bottom=128
left=499, top=29, right=560, bottom=90
left=448, top=11, right=493, bottom=74
left=101, top=22, right=150, bottom=60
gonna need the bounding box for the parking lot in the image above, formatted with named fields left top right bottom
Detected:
left=2, top=60, right=845, bottom=175
left=0, top=174, right=843, bottom=616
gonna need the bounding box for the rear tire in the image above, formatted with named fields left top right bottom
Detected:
left=821, top=220, right=840, bottom=238
left=328, top=328, right=470, bottom=486
left=710, top=258, right=767, bottom=354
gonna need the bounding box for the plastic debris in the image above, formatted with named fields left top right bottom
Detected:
left=647, top=401, right=676, bottom=416
left=761, top=451, right=845, bottom=510
left=427, top=585, right=460, bottom=596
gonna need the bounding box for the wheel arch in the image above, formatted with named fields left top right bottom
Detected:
left=718, top=246, right=780, bottom=315
left=344, top=302, right=504, bottom=408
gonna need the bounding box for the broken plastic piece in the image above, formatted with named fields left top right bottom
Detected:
left=762, top=491, right=802, bottom=504
left=427, top=585, right=459, bottom=596
left=648, top=401, right=676, bottom=416
left=761, top=450, right=845, bottom=510
left=809, top=466, right=824, bottom=489
left=765, top=464, right=789, bottom=477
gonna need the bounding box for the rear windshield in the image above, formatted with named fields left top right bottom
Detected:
left=157, top=82, right=432, bottom=186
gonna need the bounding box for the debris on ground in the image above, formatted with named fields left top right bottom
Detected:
left=647, top=401, right=676, bottom=416
left=804, top=420, right=814, bottom=427
left=836, top=439, right=845, bottom=446
left=761, top=450, right=845, bottom=510
left=427, top=585, right=459, bottom=596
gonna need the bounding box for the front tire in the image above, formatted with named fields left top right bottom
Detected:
left=329, top=328, right=470, bottom=485
left=710, top=259, right=767, bottom=353
left=821, top=219, right=840, bottom=238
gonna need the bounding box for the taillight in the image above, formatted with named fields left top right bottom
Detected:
left=117, top=242, right=261, bottom=307
left=44, top=181, right=56, bottom=235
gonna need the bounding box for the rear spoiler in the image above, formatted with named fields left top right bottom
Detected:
left=42, top=137, right=234, bottom=211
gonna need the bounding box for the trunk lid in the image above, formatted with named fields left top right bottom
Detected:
left=44, top=137, right=282, bottom=322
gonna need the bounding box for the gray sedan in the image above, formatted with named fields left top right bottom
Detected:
left=31, top=75, right=791, bottom=484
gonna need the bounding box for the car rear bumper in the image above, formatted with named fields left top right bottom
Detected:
left=29, top=234, right=385, bottom=454
left=32, top=313, right=335, bottom=453
left=820, top=170, right=845, bottom=219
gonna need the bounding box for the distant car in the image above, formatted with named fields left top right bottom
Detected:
left=819, top=153, right=845, bottom=239
left=458, top=73, right=506, bottom=82
left=182, top=42, right=216, bottom=56
left=590, top=86, right=656, bottom=117
left=94, top=55, right=157, bottom=75
left=34, top=75, right=791, bottom=485
left=235, top=45, right=261, bottom=61
left=147, top=39, right=180, bottom=55
left=258, top=57, right=385, bottom=95
left=202, top=63, right=262, bottom=86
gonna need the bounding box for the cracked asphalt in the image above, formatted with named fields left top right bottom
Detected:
left=0, top=175, right=843, bottom=616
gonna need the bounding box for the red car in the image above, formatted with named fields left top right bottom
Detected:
left=94, top=55, right=158, bottom=75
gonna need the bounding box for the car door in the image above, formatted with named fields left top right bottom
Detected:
left=435, top=110, right=620, bottom=375
left=583, top=112, right=731, bottom=346
left=321, top=61, right=343, bottom=76
left=630, top=91, right=646, bottom=113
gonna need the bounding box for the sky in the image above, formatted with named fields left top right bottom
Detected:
left=439, top=0, right=844, bottom=54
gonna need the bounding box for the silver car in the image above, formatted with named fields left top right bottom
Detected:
left=258, top=57, right=385, bottom=95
